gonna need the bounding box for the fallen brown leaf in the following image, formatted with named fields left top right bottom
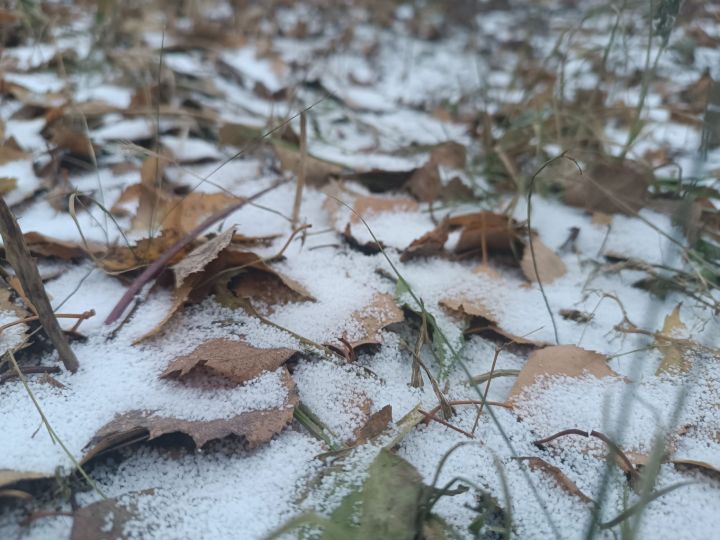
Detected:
left=70, top=493, right=146, bottom=540
left=401, top=218, right=449, bottom=262
left=171, top=227, right=235, bottom=288
left=655, top=303, right=689, bottom=375
left=520, top=237, right=567, bottom=284
left=161, top=338, right=296, bottom=384
left=440, top=295, right=546, bottom=347
left=19, top=232, right=103, bottom=260
left=350, top=195, right=419, bottom=223
left=406, top=141, right=466, bottom=202
left=353, top=404, right=393, bottom=445
left=83, top=368, right=298, bottom=462
left=114, top=182, right=240, bottom=236
left=449, top=211, right=523, bottom=256
left=508, top=345, right=621, bottom=402
left=564, top=157, right=652, bottom=215
left=345, top=293, right=404, bottom=348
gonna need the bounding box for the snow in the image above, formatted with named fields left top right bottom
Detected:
left=1, top=1, right=719, bottom=539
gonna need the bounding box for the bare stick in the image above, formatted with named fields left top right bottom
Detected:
left=0, top=199, right=79, bottom=372
left=104, top=179, right=289, bottom=325
left=0, top=365, right=61, bottom=385
left=291, top=112, right=307, bottom=228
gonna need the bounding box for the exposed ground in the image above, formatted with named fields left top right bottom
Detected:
left=0, top=1, right=719, bottom=539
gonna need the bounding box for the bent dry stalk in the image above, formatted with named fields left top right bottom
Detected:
left=0, top=197, right=79, bottom=372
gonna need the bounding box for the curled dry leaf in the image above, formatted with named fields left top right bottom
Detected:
left=515, top=457, right=593, bottom=504
left=508, top=345, right=621, bottom=402
left=171, top=227, right=235, bottom=288
left=439, top=295, right=546, bottom=347
left=401, top=217, right=449, bottom=262
left=161, top=338, right=296, bottom=385
left=563, top=157, right=652, bottom=215
left=520, top=237, right=567, bottom=284
left=83, top=368, right=298, bottom=462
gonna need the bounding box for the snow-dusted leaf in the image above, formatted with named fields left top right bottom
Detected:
left=70, top=493, right=146, bottom=540
left=440, top=295, right=546, bottom=347
left=655, top=303, right=689, bottom=375
left=161, top=338, right=296, bottom=384
left=345, top=293, right=404, bottom=348
left=83, top=368, right=298, bottom=461
left=509, top=345, right=621, bottom=402
left=520, top=237, right=567, bottom=284
left=171, top=227, right=235, bottom=288
left=273, top=139, right=344, bottom=186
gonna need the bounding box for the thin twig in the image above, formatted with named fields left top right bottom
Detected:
left=0, top=310, right=95, bottom=335
left=418, top=409, right=474, bottom=439
left=0, top=365, right=61, bottom=385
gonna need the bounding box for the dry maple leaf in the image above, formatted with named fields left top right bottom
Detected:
left=508, top=345, right=621, bottom=402
left=161, top=338, right=296, bottom=384
left=83, top=368, right=298, bottom=461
